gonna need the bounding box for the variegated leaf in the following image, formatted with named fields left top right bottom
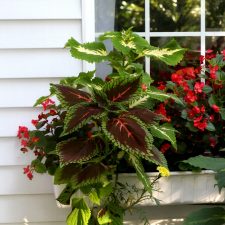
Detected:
left=57, top=137, right=100, bottom=165
left=52, top=84, right=92, bottom=107
left=103, top=115, right=153, bottom=157
left=149, top=146, right=168, bottom=167
left=150, top=123, right=177, bottom=149
left=103, top=76, right=141, bottom=102
left=63, top=105, right=103, bottom=135
left=125, top=108, right=160, bottom=124
left=65, top=37, right=108, bottom=63
left=148, top=87, right=184, bottom=105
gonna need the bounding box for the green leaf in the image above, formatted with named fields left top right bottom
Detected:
left=99, top=183, right=113, bottom=198
left=67, top=198, right=91, bottom=225
left=182, top=156, right=225, bottom=171
left=219, top=108, right=225, bottom=120
left=150, top=123, right=177, bottom=149
left=206, top=121, right=216, bottom=131
left=66, top=37, right=108, bottom=63
left=56, top=184, right=76, bottom=205
left=215, top=170, right=225, bottom=193
left=129, top=154, right=152, bottom=194
left=148, top=87, right=184, bottom=105
left=143, top=40, right=186, bottom=66
left=202, top=85, right=213, bottom=94
left=184, top=207, right=225, bottom=225
left=208, top=94, right=218, bottom=106
left=31, top=159, right=47, bottom=173
left=97, top=209, right=112, bottom=224
left=89, top=189, right=101, bottom=205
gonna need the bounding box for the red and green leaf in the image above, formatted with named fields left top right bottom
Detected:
left=103, top=115, right=153, bottom=157
left=148, top=146, right=168, bottom=167
left=125, top=108, right=160, bottom=124
left=54, top=164, right=81, bottom=184
left=57, top=137, right=101, bottom=165
left=103, top=76, right=141, bottom=102
left=63, top=105, right=104, bottom=135
left=52, top=84, right=92, bottom=107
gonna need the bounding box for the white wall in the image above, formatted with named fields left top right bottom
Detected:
left=0, top=0, right=94, bottom=224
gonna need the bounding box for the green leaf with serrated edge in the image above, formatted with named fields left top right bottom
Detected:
left=184, top=207, right=225, bottom=225
left=143, top=41, right=186, bottom=66
left=215, top=170, right=225, bottom=193
left=99, top=183, right=113, bottom=198
left=54, top=164, right=81, bottom=185
left=62, top=104, right=103, bottom=136
left=182, top=156, right=225, bottom=171
left=67, top=198, right=91, bottom=225
left=66, top=37, right=108, bottom=63
left=103, top=75, right=141, bottom=102
left=57, top=137, right=101, bottom=165
left=219, top=108, right=225, bottom=120
left=52, top=84, right=92, bottom=107
left=71, top=164, right=109, bottom=188
left=56, top=184, right=76, bottom=205
left=148, top=145, right=168, bottom=167
left=31, top=159, right=47, bottom=173
left=89, top=189, right=101, bottom=205
left=102, top=115, right=153, bottom=159
left=129, top=154, right=152, bottom=194
left=150, top=123, right=177, bottom=149
left=128, top=94, right=150, bottom=108
left=148, top=87, right=184, bottom=105
left=97, top=209, right=112, bottom=224
left=206, top=121, right=216, bottom=131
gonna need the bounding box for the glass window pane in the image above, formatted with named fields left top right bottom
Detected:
left=150, top=37, right=201, bottom=81
left=95, top=0, right=145, bottom=32
left=206, top=36, right=225, bottom=52
left=206, top=0, right=225, bottom=31
left=150, top=0, right=200, bottom=32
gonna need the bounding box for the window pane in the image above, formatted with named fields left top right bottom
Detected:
left=95, top=0, right=117, bottom=32
left=150, top=37, right=200, bottom=81
left=150, top=0, right=200, bottom=32
left=95, top=0, right=145, bottom=32
left=206, top=36, right=225, bottom=52
left=206, top=0, right=225, bottom=31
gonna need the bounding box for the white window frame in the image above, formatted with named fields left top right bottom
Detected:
left=94, top=0, right=225, bottom=74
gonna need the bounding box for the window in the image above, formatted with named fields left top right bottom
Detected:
left=95, top=0, right=225, bottom=77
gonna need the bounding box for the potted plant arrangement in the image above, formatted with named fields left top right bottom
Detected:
left=17, top=29, right=187, bottom=224
left=17, top=29, right=225, bottom=224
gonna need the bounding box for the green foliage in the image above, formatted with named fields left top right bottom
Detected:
left=19, top=29, right=187, bottom=225
left=184, top=207, right=225, bottom=225
left=182, top=156, right=225, bottom=172
left=67, top=198, right=91, bottom=225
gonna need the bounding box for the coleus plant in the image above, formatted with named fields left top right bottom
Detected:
left=18, top=29, right=185, bottom=225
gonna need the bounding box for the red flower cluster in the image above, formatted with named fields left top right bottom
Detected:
left=155, top=50, right=225, bottom=155
left=23, top=165, right=33, bottom=180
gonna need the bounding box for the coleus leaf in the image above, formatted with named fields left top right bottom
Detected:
left=129, top=154, right=153, bottom=194
left=63, top=105, right=104, bottom=135
left=143, top=39, right=186, bottom=66
left=54, top=164, right=81, bottom=184
left=102, top=115, right=153, bottom=157
left=57, top=184, right=76, bottom=205
left=57, top=137, right=101, bottom=165
left=52, top=84, right=92, bottom=107
left=148, top=86, right=184, bottom=105
left=150, top=123, right=177, bottom=149
left=149, top=146, right=168, bottom=167
left=125, top=108, right=160, bottom=124
left=103, top=75, right=141, bottom=102
left=67, top=198, right=91, bottom=225
left=65, top=37, right=108, bottom=63
left=72, top=164, right=109, bottom=188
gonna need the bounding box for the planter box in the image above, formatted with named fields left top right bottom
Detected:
left=53, top=170, right=225, bottom=208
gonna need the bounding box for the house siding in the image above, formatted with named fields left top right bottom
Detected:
left=0, top=0, right=87, bottom=224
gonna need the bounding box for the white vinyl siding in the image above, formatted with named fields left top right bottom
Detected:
left=0, top=0, right=94, bottom=224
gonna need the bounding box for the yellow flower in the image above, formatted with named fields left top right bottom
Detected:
left=157, top=166, right=170, bottom=177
